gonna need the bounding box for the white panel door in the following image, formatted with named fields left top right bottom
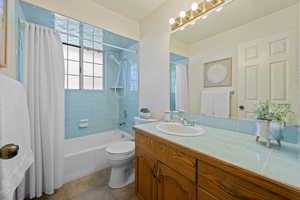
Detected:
left=238, top=32, right=298, bottom=123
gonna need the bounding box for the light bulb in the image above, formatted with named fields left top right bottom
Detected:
left=201, top=15, right=208, bottom=19
left=216, top=7, right=223, bottom=12
left=206, top=0, right=212, bottom=2
left=179, top=11, right=186, bottom=18
left=191, top=2, right=199, bottom=11
left=169, top=18, right=175, bottom=25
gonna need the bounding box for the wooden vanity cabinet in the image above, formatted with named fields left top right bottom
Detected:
left=135, top=147, right=196, bottom=200
left=135, top=149, right=157, bottom=200
left=157, top=162, right=196, bottom=200
left=134, top=129, right=300, bottom=200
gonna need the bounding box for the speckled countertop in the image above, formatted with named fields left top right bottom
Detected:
left=134, top=122, right=300, bottom=189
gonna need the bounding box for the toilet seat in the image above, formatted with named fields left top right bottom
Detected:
left=106, top=141, right=135, bottom=160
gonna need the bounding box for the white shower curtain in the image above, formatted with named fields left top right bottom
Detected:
left=176, top=63, right=188, bottom=112
left=22, top=22, right=65, bottom=198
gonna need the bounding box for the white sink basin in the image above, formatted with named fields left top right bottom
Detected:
left=156, top=122, right=205, bottom=137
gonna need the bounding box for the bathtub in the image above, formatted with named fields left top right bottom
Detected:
left=64, top=130, right=134, bottom=183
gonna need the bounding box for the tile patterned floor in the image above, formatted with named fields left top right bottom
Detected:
left=34, top=168, right=137, bottom=200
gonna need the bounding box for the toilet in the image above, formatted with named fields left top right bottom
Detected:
left=105, top=141, right=135, bottom=188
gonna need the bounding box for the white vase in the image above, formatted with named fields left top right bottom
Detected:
left=256, top=120, right=283, bottom=147
left=139, top=112, right=152, bottom=119
left=269, top=122, right=284, bottom=141
left=256, top=120, right=271, bottom=138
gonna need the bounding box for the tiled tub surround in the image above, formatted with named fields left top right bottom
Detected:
left=182, top=113, right=300, bottom=145
left=135, top=122, right=300, bottom=189
left=19, top=1, right=139, bottom=139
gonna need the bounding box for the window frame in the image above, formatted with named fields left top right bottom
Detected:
left=81, top=45, right=105, bottom=91
left=63, top=42, right=105, bottom=91
left=56, top=14, right=105, bottom=91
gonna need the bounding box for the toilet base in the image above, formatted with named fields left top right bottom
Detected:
left=108, top=162, right=134, bottom=189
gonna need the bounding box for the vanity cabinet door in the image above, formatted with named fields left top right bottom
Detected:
left=135, top=148, right=157, bottom=200
left=198, top=187, right=218, bottom=200
left=157, top=162, right=196, bottom=200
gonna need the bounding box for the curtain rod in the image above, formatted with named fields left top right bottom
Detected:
left=18, top=19, right=137, bottom=54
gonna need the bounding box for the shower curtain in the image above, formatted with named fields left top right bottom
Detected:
left=21, top=21, right=65, bottom=198
left=175, top=63, right=188, bottom=112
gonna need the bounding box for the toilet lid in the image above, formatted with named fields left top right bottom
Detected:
left=106, top=141, right=135, bottom=154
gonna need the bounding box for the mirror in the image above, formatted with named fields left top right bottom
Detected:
left=0, top=0, right=7, bottom=67
left=170, top=0, right=299, bottom=125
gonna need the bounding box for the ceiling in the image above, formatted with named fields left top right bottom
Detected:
left=171, top=0, right=299, bottom=44
left=92, top=0, right=167, bottom=21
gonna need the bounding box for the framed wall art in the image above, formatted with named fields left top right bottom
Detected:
left=204, top=57, right=232, bottom=88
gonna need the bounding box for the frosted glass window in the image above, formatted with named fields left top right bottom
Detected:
left=68, top=75, right=80, bottom=89
left=83, top=62, right=93, bottom=76
left=94, top=29, right=103, bottom=42
left=63, top=45, right=67, bottom=58
left=84, top=76, right=93, bottom=90
left=83, top=49, right=93, bottom=62
left=94, top=77, right=103, bottom=90
left=83, top=40, right=93, bottom=49
left=68, top=36, right=79, bottom=46
left=94, top=64, right=103, bottom=77
left=94, top=51, right=103, bottom=64
left=68, top=61, right=80, bottom=75
left=59, top=33, right=67, bottom=43
left=94, top=42, right=103, bottom=51
left=68, top=46, right=79, bottom=61
left=56, top=14, right=104, bottom=90
left=68, top=19, right=80, bottom=36
left=55, top=14, right=67, bottom=33
left=130, top=64, right=138, bottom=91
left=83, top=24, right=93, bottom=40
left=64, top=60, right=68, bottom=74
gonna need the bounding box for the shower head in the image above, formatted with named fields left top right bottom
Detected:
left=110, top=55, right=121, bottom=65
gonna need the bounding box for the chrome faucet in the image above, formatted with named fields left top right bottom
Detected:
left=174, top=110, right=196, bottom=126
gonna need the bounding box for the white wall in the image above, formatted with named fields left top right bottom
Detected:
left=170, top=38, right=190, bottom=57
left=139, top=0, right=195, bottom=117
left=187, top=5, right=299, bottom=117
left=22, top=0, right=140, bottom=41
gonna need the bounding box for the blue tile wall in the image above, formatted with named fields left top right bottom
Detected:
left=182, top=113, right=299, bottom=144
left=65, top=90, right=119, bottom=139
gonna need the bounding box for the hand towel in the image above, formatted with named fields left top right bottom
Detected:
left=0, top=74, right=34, bottom=200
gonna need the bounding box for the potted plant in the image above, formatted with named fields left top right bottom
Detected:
left=269, top=103, right=294, bottom=142
left=253, top=101, right=294, bottom=147
left=139, top=108, right=152, bottom=119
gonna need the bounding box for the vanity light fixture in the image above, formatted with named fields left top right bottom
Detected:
left=169, top=0, right=231, bottom=31
left=191, top=2, right=199, bottom=11
left=179, top=11, right=186, bottom=18
left=169, top=18, right=176, bottom=25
